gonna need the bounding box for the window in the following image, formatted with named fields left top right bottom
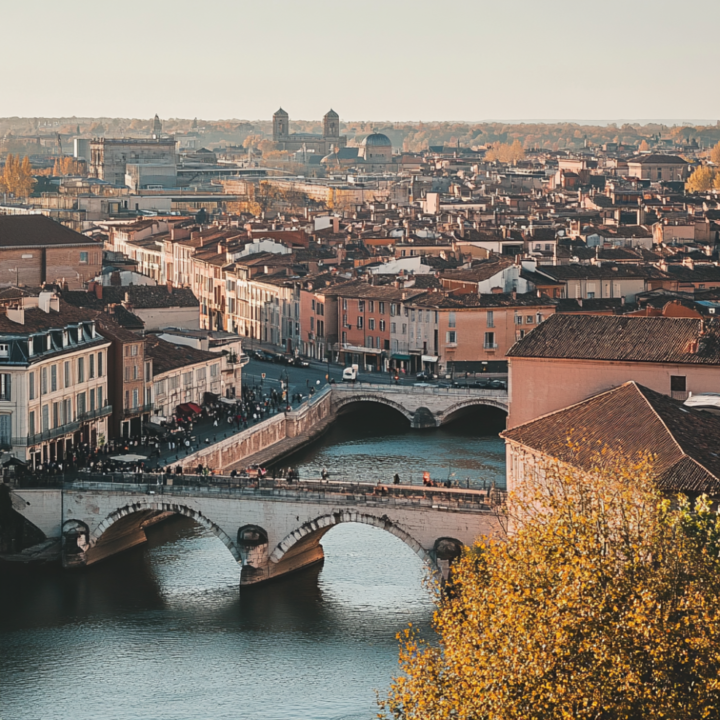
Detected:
left=89, top=355, right=95, bottom=379
left=536, top=313, right=544, bottom=324
left=411, top=309, right=416, bottom=322
left=65, top=361, right=71, bottom=387
left=484, top=332, right=496, bottom=349
left=183, top=372, right=192, bottom=386
left=132, top=388, right=139, bottom=408
left=379, top=319, right=386, bottom=332
left=368, top=318, right=375, bottom=331
left=342, top=331, right=347, bottom=344
left=402, top=323, right=407, bottom=334
left=446, top=331, right=457, bottom=344
left=311, top=299, right=316, bottom=311
left=42, top=404, right=49, bottom=432
left=29, top=411, right=35, bottom=437
left=391, top=322, right=396, bottom=333
left=77, top=392, right=86, bottom=417
left=131, top=344, right=138, bottom=356
left=366, top=336, right=374, bottom=349
left=169, top=376, right=179, bottom=390
left=145, top=362, right=151, bottom=382
left=448, top=312, right=456, bottom=328
left=125, top=390, right=129, bottom=409
left=379, top=302, right=385, bottom=315
left=211, top=364, right=219, bottom=378
left=97, top=387, right=103, bottom=408
left=51, top=364, right=57, bottom=392
left=0, top=374, right=10, bottom=401
left=343, top=299, right=348, bottom=311
left=53, top=402, right=59, bottom=428
left=29, top=372, right=35, bottom=400
left=79, top=251, right=88, bottom=264
left=587, top=292, right=596, bottom=299
left=41, top=368, right=47, bottom=395
left=368, top=301, right=374, bottom=313
left=125, top=367, right=130, bottom=382
left=358, top=300, right=365, bottom=312
left=63, top=398, right=71, bottom=423
left=310, top=316, right=315, bottom=331
left=357, top=316, right=364, bottom=329
left=390, top=304, right=397, bottom=317
left=77, top=357, right=84, bottom=383
left=516, top=329, right=526, bottom=340
left=0, top=344, right=7, bottom=357
left=671, top=376, right=686, bottom=392
left=526, top=316, right=534, bottom=324
left=89, top=388, right=95, bottom=412
left=487, top=311, right=494, bottom=328
left=515, top=315, right=523, bottom=325
left=133, top=365, right=139, bottom=380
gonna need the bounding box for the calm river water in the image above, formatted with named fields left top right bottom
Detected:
left=0, top=408, right=505, bottom=720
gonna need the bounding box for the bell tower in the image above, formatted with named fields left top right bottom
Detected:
left=273, top=108, right=289, bottom=142
left=323, top=109, right=339, bottom=139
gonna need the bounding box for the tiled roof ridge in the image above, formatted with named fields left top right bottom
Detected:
left=502, top=381, right=641, bottom=438
left=632, top=383, right=687, bottom=462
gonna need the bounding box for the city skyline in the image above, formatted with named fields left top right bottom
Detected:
left=3, top=0, right=718, bottom=122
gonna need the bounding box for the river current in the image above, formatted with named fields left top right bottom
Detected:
left=0, top=408, right=505, bottom=720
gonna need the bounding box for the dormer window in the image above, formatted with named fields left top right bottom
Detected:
left=0, top=344, right=8, bottom=358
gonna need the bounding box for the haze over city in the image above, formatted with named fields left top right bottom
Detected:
left=3, top=0, right=719, bottom=121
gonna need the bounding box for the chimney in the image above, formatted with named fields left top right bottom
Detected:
left=6, top=306, right=24, bottom=325
left=124, top=291, right=130, bottom=304
left=578, top=298, right=583, bottom=307
left=512, top=289, right=517, bottom=300
left=95, top=282, right=103, bottom=300
left=38, top=291, right=53, bottom=313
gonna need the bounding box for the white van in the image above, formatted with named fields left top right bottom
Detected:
left=342, top=364, right=359, bottom=382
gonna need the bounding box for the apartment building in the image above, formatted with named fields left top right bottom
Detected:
left=0, top=292, right=111, bottom=467
left=0, top=215, right=103, bottom=289
left=299, top=275, right=340, bottom=361
left=145, top=336, right=224, bottom=419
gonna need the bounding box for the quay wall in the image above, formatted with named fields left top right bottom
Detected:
left=179, top=387, right=334, bottom=473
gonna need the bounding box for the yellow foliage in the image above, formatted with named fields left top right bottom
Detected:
left=382, top=450, right=720, bottom=720
left=710, top=141, right=720, bottom=165
left=686, top=165, right=716, bottom=193
left=639, top=139, right=650, bottom=151
left=0, top=153, right=35, bottom=197
left=53, top=157, right=87, bottom=176
left=485, top=139, right=525, bottom=163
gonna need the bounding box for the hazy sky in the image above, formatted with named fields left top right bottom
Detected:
left=3, top=0, right=718, bottom=122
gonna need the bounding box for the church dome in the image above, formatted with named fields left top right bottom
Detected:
left=362, top=133, right=391, bottom=147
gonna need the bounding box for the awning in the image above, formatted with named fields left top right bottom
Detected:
left=176, top=403, right=202, bottom=416
left=219, top=397, right=238, bottom=405
left=187, top=402, right=203, bottom=414
left=392, top=354, right=411, bottom=361
left=203, top=392, right=219, bottom=404
left=422, top=355, right=439, bottom=363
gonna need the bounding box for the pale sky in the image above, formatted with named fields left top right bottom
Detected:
left=3, top=0, right=718, bottom=123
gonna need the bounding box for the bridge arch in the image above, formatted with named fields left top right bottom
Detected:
left=90, top=499, right=241, bottom=562
left=333, top=394, right=414, bottom=424
left=268, top=510, right=438, bottom=572
left=437, top=398, right=508, bottom=426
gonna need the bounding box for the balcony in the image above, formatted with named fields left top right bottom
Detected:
left=483, top=343, right=498, bottom=350
left=27, top=404, right=112, bottom=445
left=123, top=403, right=153, bottom=418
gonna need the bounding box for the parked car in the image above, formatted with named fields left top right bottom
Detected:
left=342, top=364, right=359, bottom=382
left=488, top=379, right=507, bottom=389
left=291, top=357, right=310, bottom=368
left=416, top=371, right=438, bottom=381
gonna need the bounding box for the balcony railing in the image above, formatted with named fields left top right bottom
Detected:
left=27, top=404, right=112, bottom=446
left=123, top=403, right=153, bottom=418
left=483, top=343, right=499, bottom=350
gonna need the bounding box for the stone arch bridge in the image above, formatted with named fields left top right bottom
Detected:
left=331, top=382, right=508, bottom=428
left=12, top=479, right=503, bottom=586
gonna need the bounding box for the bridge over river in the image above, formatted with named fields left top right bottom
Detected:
left=12, top=476, right=505, bottom=585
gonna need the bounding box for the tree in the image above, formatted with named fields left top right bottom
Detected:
left=686, top=165, right=716, bottom=193
left=0, top=153, right=35, bottom=197
left=710, top=141, right=720, bottom=165
left=382, top=451, right=720, bottom=720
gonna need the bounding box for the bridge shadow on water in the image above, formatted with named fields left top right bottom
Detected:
left=277, top=402, right=507, bottom=489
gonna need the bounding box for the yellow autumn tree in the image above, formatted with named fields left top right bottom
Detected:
left=709, top=141, right=720, bottom=165
left=0, top=154, right=35, bottom=197
left=686, top=165, right=716, bottom=193
left=382, top=450, right=720, bottom=720
left=485, top=140, right=525, bottom=163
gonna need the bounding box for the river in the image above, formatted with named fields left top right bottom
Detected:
left=0, top=408, right=505, bottom=720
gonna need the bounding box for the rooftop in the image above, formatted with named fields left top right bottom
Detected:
left=502, top=382, right=720, bottom=495
left=507, top=313, right=720, bottom=365
left=0, top=215, right=101, bottom=248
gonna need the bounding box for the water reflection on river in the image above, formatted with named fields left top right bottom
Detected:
left=0, top=407, right=505, bottom=720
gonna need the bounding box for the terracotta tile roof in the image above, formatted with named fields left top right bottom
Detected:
left=501, top=382, right=720, bottom=494
left=507, top=313, right=720, bottom=365
left=0, top=215, right=101, bottom=247
left=62, top=286, right=199, bottom=309
left=144, top=335, right=217, bottom=376
left=439, top=256, right=514, bottom=283
left=627, top=154, right=688, bottom=165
